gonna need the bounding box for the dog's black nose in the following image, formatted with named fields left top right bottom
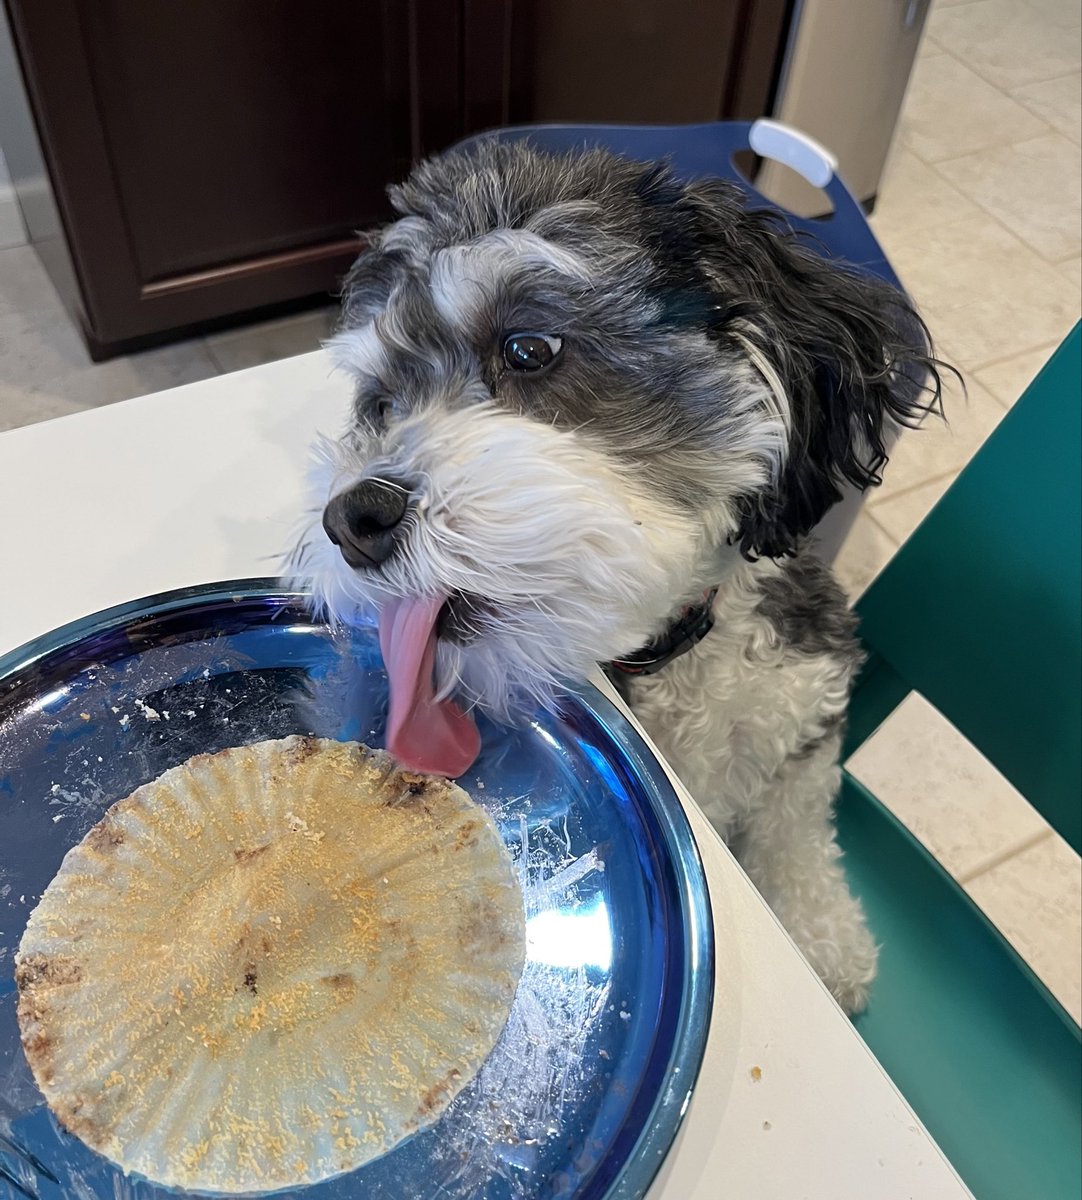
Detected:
left=322, top=478, right=409, bottom=569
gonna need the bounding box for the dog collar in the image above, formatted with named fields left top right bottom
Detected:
left=605, top=588, right=719, bottom=680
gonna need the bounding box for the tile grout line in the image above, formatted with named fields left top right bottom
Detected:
left=1010, top=86, right=1082, bottom=147
left=884, top=287, right=1066, bottom=389
left=875, top=197, right=1077, bottom=283
left=202, top=341, right=230, bottom=376
left=957, top=827, right=1055, bottom=886
left=957, top=62, right=1079, bottom=95
left=920, top=148, right=1081, bottom=270
left=922, top=12, right=1082, bottom=96
left=1009, top=66, right=1082, bottom=91
left=965, top=343, right=1077, bottom=377
left=897, top=43, right=1065, bottom=183
left=969, top=341, right=1063, bottom=410
left=861, top=507, right=900, bottom=547
left=969, top=339, right=1061, bottom=373
left=866, top=464, right=972, bottom=509
left=918, top=127, right=1062, bottom=166
left=901, top=37, right=1081, bottom=273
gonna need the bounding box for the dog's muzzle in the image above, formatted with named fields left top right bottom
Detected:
left=322, top=478, right=409, bottom=569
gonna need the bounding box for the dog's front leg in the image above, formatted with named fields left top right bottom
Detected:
left=730, top=738, right=878, bottom=1016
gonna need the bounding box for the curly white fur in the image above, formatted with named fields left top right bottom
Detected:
left=629, top=562, right=877, bottom=1013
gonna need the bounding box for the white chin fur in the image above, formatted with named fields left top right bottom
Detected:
left=286, top=402, right=716, bottom=719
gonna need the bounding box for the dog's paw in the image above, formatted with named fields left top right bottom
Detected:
left=814, top=919, right=878, bottom=1017
left=789, top=903, right=879, bottom=1017
left=829, top=972, right=873, bottom=1017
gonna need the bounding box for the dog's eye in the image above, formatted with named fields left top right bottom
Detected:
left=503, top=333, right=562, bottom=373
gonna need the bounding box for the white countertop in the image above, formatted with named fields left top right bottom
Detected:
left=0, top=353, right=971, bottom=1200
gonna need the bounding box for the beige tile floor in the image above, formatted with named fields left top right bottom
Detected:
left=0, top=0, right=1079, bottom=1018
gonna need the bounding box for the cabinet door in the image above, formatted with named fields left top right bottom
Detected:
left=505, top=0, right=789, bottom=125
left=6, top=1, right=788, bottom=355
left=7, top=0, right=414, bottom=352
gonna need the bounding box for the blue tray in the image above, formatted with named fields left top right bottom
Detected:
left=0, top=580, right=713, bottom=1200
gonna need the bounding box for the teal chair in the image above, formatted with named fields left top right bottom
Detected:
left=838, top=325, right=1082, bottom=1200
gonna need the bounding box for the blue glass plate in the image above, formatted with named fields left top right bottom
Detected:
left=0, top=581, right=713, bottom=1200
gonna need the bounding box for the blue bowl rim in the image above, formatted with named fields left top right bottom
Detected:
left=0, top=578, right=715, bottom=1200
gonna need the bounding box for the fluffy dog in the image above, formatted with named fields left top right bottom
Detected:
left=288, top=140, right=946, bottom=1013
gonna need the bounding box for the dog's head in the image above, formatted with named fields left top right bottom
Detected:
left=288, top=141, right=945, bottom=769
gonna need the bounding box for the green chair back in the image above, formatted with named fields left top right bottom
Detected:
left=848, top=324, right=1082, bottom=852
left=837, top=326, right=1081, bottom=1200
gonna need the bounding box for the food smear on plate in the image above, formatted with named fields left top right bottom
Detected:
left=15, top=736, right=525, bottom=1194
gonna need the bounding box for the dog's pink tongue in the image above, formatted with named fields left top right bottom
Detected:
left=378, top=595, right=480, bottom=777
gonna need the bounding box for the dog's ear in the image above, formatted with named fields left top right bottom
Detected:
left=338, top=230, right=407, bottom=328
left=655, top=173, right=951, bottom=560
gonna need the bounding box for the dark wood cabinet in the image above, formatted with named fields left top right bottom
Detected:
left=506, top=0, right=789, bottom=126
left=2, top=0, right=790, bottom=359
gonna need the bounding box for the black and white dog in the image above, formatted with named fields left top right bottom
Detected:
left=288, top=141, right=946, bottom=1013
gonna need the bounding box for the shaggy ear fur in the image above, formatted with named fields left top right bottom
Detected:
left=641, top=170, right=951, bottom=560
left=337, top=231, right=401, bottom=327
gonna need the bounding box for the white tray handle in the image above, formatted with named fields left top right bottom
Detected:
left=748, top=119, right=838, bottom=190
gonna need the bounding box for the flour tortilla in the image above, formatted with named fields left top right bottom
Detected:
left=15, top=736, right=525, bottom=1194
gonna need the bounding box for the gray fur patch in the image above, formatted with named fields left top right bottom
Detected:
left=791, top=710, right=847, bottom=760
left=757, top=552, right=862, bottom=664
